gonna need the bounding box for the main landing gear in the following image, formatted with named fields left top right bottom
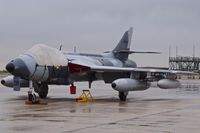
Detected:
left=33, top=83, right=49, bottom=99
left=119, top=91, right=128, bottom=101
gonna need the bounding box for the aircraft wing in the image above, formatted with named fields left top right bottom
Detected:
left=68, top=63, right=195, bottom=75
left=92, top=66, right=194, bottom=75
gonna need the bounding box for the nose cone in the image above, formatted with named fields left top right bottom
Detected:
left=6, top=62, right=15, bottom=73
left=6, top=58, right=30, bottom=78
left=1, top=79, right=5, bottom=85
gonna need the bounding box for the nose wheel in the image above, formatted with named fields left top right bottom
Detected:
left=28, top=91, right=37, bottom=103
left=26, top=81, right=40, bottom=104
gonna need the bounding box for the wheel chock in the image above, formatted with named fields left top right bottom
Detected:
left=25, top=100, right=48, bottom=105
left=76, top=89, right=94, bottom=103
left=25, top=99, right=40, bottom=104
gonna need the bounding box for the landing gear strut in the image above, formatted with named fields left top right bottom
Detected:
left=119, top=91, right=128, bottom=101
left=27, top=81, right=38, bottom=104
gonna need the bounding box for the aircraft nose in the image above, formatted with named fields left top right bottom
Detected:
left=1, top=79, right=5, bottom=85
left=6, top=62, right=15, bottom=73
left=6, top=58, right=30, bottom=78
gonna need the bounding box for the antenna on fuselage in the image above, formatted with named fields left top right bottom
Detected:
left=59, top=45, right=62, bottom=51
left=74, top=46, right=76, bottom=53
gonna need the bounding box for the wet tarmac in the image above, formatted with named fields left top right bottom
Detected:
left=0, top=79, right=200, bottom=133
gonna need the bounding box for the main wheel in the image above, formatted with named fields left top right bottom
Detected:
left=31, top=93, right=37, bottom=104
left=119, top=91, right=128, bottom=101
left=33, top=83, right=49, bottom=99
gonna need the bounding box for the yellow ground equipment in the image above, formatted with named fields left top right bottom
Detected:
left=76, top=90, right=94, bottom=103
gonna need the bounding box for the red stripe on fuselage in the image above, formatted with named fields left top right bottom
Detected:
left=68, top=63, right=90, bottom=73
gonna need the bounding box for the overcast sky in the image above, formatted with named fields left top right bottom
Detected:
left=0, top=0, right=200, bottom=69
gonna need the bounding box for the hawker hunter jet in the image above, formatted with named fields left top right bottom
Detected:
left=1, top=27, right=191, bottom=102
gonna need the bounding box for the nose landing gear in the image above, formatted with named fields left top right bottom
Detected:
left=25, top=81, right=40, bottom=104
left=28, top=91, right=37, bottom=104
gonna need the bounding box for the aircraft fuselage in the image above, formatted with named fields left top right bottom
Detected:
left=4, top=50, right=137, bottom=87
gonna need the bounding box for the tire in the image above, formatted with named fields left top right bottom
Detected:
left=28, top=93, right=33, bottom=101
left=32, top=93, right=37, bottom=104
left=33, top=83, right=49, bottom=99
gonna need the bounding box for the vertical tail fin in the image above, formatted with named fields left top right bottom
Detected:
left=112, top=27, right=133, bottom=60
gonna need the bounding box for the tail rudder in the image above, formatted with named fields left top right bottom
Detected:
left=112, top=27, right=133, bottom=60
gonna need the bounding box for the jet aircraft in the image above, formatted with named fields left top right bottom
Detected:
left=1, top=27, right=191, bottom=102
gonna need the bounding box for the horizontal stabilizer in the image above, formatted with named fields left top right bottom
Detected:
left=116, top=50, right=161, bottom=54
